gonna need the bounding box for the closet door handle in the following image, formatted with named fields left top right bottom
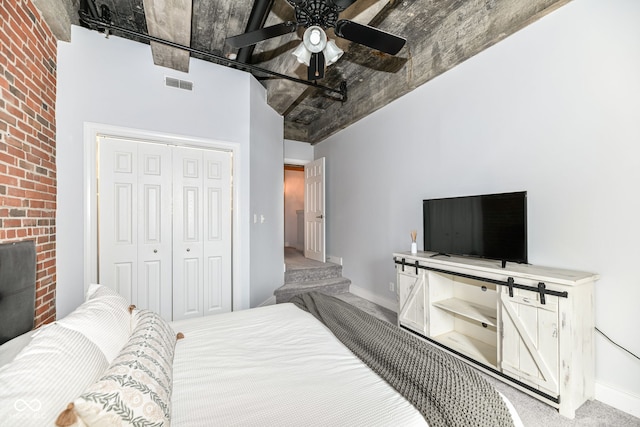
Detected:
left=186, top=248, right=191, bottom=252
left=153, top=249, right=158, bottom=253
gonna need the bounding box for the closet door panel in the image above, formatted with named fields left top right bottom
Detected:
left=202, top=150, right=232, bottom=315
left=137, top=144, right=172, bottom=320
left=141, top=260, right=162, bottom=313
left=113, top=262, right=134, bottom=302
left=173, top=148, right=204, bottom=321
left=205, top=256, right=223, bottom=312
left=99, top=137, right=138, bottom=303
left=181, top=257, right=201, bottom=315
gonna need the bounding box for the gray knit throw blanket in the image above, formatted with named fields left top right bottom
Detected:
left=290, top=292, right=515, bottom=427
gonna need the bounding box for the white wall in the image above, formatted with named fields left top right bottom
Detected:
left=315, top=0, right=640, bottom=413
left=284, top=139, right=313, bottom=164
left=56, top=25, right=282, bottom=316
left=249, top=78, right=285, bottom=307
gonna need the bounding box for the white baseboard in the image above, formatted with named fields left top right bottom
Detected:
left=595, top=381, right=640, bottom=419
left=326, top=255, right=343, bottom=265
left=349, top=284, right=397, bottom=313
left=257, top=296, right=276, bottom=307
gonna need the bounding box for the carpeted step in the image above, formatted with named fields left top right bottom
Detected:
left=275, top=277, right=351, bottom=304
left=285, top=263, right=343, bottom=284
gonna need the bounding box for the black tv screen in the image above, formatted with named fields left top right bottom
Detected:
left=423, top=191, right=527, bottom=264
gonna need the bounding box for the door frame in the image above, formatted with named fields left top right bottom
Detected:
left=83, top=122, right=244, bottom=311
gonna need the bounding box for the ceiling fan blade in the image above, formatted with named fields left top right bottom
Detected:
left=308, top=52, right=325, bottom=81
left=329, top=0, right=358, bottom=9
left=226, top=21, right=298, bottom=48
left=334, top=19, right=406, bottom=55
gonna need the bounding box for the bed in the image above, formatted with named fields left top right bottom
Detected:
left=0, top=283, right=522, bottom=426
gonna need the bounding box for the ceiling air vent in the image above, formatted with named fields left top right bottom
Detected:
left=165, top=76, right=193, bottom=91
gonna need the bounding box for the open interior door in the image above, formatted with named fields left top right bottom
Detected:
left=304, top=157, right=325, bottom=262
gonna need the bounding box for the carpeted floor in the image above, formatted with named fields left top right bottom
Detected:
left=334, top=292, right=397, bottom=324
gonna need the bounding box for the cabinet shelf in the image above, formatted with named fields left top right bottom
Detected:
left=432, top=298, right=497, bottom=327
left=432, top=330, right=497, bottom=367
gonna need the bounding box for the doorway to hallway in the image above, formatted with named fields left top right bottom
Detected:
left=284, top=164, right=305, bottom=253
left=283, top=157, right=326, bottom=262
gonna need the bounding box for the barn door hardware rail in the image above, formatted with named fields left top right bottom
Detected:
left=394, top=257, right=568, bottom=303
left=77, top=7, right=348, bottom=102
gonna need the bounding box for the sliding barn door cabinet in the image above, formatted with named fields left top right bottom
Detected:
left=394, top=252, right=598, bottom=419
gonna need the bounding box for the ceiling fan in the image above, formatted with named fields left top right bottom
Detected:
left=226, top=0, right=406, bottom=81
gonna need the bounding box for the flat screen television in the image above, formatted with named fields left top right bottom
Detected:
left=423, top=191, right=527, bottom=264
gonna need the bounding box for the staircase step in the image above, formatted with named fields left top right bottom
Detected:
left=275, top=277, right=351, bottom=304
left=285, top=264, right=343, bottom=283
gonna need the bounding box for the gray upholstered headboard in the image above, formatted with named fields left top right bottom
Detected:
left=0, top=240, right=36, bottom=345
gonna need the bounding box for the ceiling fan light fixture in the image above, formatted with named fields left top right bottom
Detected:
left=303, top=26, right=327, bottom=53
left=323, top=39, right=343, bottom=66
left=292, top=42, right=312, bottom=65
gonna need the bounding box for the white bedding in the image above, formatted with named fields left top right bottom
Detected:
left=170, top=303, right=428, bottom=426
left=0, top=286, right=523, bottom=426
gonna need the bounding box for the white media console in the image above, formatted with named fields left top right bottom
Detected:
left=393, top=251, right=598, bottom=418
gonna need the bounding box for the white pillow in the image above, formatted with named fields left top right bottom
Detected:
left=61, top=310, right=177, bottom=427
left=0, top=330, right=35, bottom=368
left=56, top=284, right=131, bottom=362
left=0, top=324, right=108, bottom=427
left=85, top=283, right=102, bottom=299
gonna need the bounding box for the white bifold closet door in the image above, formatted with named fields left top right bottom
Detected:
left=172, top=146, right=232, bottom=321
left=98, top=136, right=232, bottom=321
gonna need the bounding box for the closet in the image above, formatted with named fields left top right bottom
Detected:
left=98, top=136, right=232, bottom=321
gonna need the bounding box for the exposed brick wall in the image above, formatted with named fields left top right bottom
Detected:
left=0, top=0, right=57, bottom=326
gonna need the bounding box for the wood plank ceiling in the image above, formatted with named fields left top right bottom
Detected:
left=36, top=0, right=571, bottom=144
left=143, top=0, right=192, bottom=72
